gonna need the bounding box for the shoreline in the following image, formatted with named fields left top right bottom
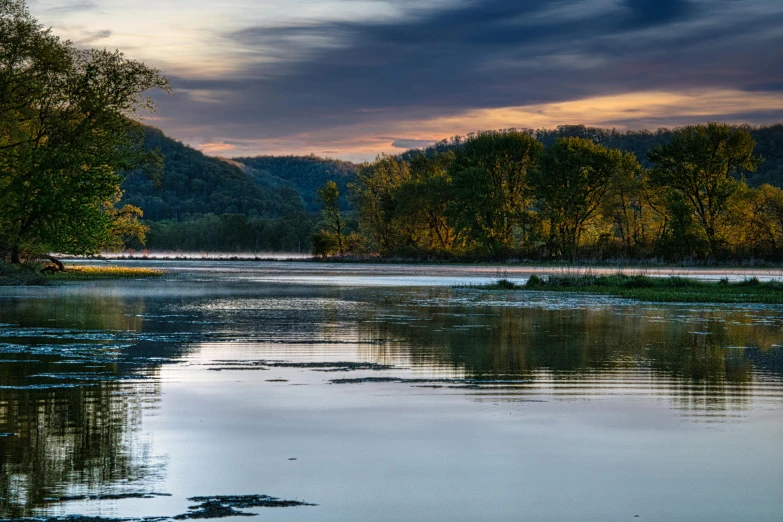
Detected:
left=470, top=273, right=783, bottom=304
left=60, top=253, right=783, bottom=270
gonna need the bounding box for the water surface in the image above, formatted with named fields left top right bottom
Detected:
left=1, top=261, right=782, bottom=521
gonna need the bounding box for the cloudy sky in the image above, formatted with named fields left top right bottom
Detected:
left=28, top=0, right=783, bottom=160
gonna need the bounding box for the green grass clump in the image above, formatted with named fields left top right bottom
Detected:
left=512, top=273, right=783, bottom=304
left=484, top=278, right=521, bottom=290
left=459, top=272, right=783, bottom=304
left=48, top=265, right=165, bottom=280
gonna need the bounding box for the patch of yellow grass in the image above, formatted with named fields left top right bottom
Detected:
left=55, top=265, right=165, bottom=279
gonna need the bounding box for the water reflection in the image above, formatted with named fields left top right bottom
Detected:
left=354, top=290, right=783, bottom=418
left=0, top=293, right=188, bottom=518
left=0, top=267, right=782, bottom=519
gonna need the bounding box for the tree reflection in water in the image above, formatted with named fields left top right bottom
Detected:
left=355, top=295, right=783, bottom=417
left=0, top=294, right=189, bottom=518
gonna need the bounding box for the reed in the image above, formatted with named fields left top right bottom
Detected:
left=480, top=273, right=783, bottom=304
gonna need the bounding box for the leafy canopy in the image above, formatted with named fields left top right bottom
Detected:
left=0, top=0, right=170, bottom=262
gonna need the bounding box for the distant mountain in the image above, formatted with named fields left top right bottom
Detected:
left=121, top=128, right=307, bottom=221
left=233, top=155, right=358, bottom=212
left=118, top=128, right=359, bottom=252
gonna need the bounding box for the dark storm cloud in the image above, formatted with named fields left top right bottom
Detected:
left=156, top=0, right=783, bottom=145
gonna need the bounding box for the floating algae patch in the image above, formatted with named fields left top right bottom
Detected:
left=0, top=515, right=171, bottom=522
left=44, top=493, right=172, bottom=503
left=0, top=383, right=97, bottom=390
left=205, top=360, right=396, bottom=372
left=27, top=373, right=125, bottom=382
left=173, top=495, right=316, bottom=519
left=1, top=494, right=313, bottom=521
left=329, top=377, right=533, bottom=386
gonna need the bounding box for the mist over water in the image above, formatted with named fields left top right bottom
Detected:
left=1, top=262, right=782, bottom=521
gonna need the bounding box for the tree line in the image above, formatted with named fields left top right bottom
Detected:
left=315, top=123, right=783, bottom=261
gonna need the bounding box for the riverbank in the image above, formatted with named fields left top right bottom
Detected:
left=48, top=265, right=165, bottom=280
left=62, top=251, right=783, bottom=268
left=479, top=273, right=783, bottom=304
left=0, top=263, right=164, bottom=285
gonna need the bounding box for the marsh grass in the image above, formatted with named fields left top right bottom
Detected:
left=476, top=272, right=783, bottom=303
left=49, top=265, right=165, bottom=280
left=527, top=273, right=783, bottom=303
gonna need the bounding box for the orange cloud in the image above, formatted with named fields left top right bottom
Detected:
left=173, top=89, right=783, bottom=161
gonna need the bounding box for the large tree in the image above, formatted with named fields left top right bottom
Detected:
left=448, top=130, right=542, bottom=256
left=647, top=123, right=759, bottom=257
left=351, top=154, right=410, bottom=253
left=316, top=180, right=345, bottom=254
left=530, top=137, right=622, bottom=257
left=0, top=0, right=170, bottom=264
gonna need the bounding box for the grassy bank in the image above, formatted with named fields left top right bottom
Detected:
left=1, top=263, right=164, bottom=285
left=481, top=273, right=783, bottom=304
left=48, top=265, right=165, bottom=281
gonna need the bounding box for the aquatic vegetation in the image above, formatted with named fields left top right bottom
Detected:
left=205, top=360, right=396, bottom=372
left=0, top=493, right=313, bottom=522
left=174, top=495, right=316, bottom=519
left=473, top=273, right=783, bottom=303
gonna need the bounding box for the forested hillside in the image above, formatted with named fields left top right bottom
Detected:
left=120, top=128, right=314, bottom=252
left=121, top=128, right=306, bottom=220
left=233, top=155, right=357, bottom=212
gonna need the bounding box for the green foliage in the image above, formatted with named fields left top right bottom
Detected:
left=449, top=131, right=542, bottom=256
left=352, top=154, right=410, bottom=253
left=121, top=128, right=304, bottom=220
left=0, top=0, right=169, bottom=262
left=530, top=137, right=623, bottom=258
left=312, top=231, right=340, bottom=257
left=349, top=123, right=783, bottom=262
left=317, top=180, right=345, bottom=254
left=145, top=212, right=313, bottom=253
left=648, top=123, right=759, bottom=257
left=233, top=155, right=357, bottom=212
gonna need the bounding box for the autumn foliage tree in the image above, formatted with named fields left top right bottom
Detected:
left=648, top=123, right=760, bottom=258
left=345, top=124, right=771, bottom=262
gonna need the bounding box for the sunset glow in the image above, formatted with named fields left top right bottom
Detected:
left=28, top=0, right=783, bottom=160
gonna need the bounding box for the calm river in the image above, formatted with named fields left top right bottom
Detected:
left=1, top=261, right=782, bottom=521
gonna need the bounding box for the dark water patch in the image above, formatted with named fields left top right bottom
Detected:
left=27, top=373, right=127, bottom=382
left=206, top=360, right=396, bottom=372
left=0, top=383, right=97, bottom=390
left=330, top=377, right=533, bottom=385
left=1, top=517, right=167, bottom=522
left=44, top=493, right=171, bottom=503
left=206, top=367, right=268, bottom=372
left=174, top=495, right=316, bottom=519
